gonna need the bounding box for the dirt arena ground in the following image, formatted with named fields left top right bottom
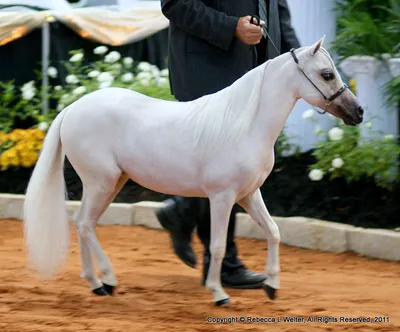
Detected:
left=0, top=218, right=399, bottom=332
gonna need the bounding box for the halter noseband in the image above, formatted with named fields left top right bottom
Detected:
left=290, top=48, right=348, bottom=113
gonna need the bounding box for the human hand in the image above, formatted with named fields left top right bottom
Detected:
left=235, top=15, right=264, bottom=45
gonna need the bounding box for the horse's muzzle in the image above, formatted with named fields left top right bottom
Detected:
left=343, top=104, right=364, bottom=126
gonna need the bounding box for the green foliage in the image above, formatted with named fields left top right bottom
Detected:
left=332, top=0, right=399, bottom=60
left=276, top=130, right=301, bottom=159
left=309, top=119, right=400, bottom=191
left=384, top=75, right=400, bottom=107
left=0, top=80, right=42, bottom=132
left=332, top=0, right=400, bottom=121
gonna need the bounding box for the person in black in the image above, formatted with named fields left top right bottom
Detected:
left=156, top=0, right=300, bottom=289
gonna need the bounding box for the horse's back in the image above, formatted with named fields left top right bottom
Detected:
left=68, top=87, right=170, bottom=117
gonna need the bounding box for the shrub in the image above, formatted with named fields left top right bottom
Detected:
left=305, top=112, right=400, bottom=190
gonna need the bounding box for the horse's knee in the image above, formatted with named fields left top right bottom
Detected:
left=210, top=246, right=226, bottom=260
left=267, top=222, right=280, bottom=245
left=76, top=222, right=90, bottom=240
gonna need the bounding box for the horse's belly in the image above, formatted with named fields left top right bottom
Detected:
left=119, top=146, right=206, bottom=197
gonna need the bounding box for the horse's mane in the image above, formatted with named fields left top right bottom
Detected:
left=180, top=60, right=271, bottom=155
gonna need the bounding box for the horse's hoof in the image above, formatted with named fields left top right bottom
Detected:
left=92, top=286, right=108, bottom=296
left=102, top=283, right=116, bottom=296
left=215, top=298, right=230, bottom=306
left=263, top=284, right=277, bottom=300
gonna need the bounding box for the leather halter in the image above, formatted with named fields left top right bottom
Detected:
left=290, top=48, right=348, bottom=110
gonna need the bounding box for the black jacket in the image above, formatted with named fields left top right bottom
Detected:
left=161, top=0, right=300, bottom=101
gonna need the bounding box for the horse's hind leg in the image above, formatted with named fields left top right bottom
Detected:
left=74, top=172, right=128, bottom=295
left=87, top=173, right=128, bottom=295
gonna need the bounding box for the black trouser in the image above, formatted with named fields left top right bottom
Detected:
left=173, top=196, right=245, bottom=274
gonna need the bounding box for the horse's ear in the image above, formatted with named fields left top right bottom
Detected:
left=310, top=35, right=326, bottom=55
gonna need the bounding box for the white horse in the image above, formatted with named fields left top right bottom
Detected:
left=23, top=36, right=363, bottom=306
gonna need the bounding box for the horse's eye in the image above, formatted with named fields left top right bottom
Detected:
left=321, top=71, right=334, bottom=81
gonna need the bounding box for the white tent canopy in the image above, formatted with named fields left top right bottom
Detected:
left=0, top=0, right=72, bottom=11
left=0, top=0, right=147, bottom=11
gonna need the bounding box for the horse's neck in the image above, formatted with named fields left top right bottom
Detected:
left=251, top=53, right=298, bottom=149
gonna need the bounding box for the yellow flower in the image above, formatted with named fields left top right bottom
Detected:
left=26, top=141, right=36, bottom=150
left=9, top=129, right=28, bottom=141
left=0, top=153, right=10, bottom=170
left=21, top=157, right=36, bottom=168
left=7, top=133, right=19, bottom=142
left=0, top=128, right=46, bottom=169
left=349, top=78, right=356, bottom=94
left=22, top=151, right=38, bottom=165
left=9, top=156, right=20, bottom=167
left=36, top=142, right=43, bottom=150
left=0, top=132, right=8, bottom=145
left=31, top=129, right=46, bottom=140
left=15, top=142, right=27, bottom=151
left=3, top=148, right=17, bottom=158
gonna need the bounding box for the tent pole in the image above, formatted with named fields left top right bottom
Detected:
left=41, top=20, right=50, bottom=116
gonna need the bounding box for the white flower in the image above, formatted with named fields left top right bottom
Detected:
left=309, top=169, right=324, bottom=181
left=22, top=89, right=35, bottom=100
left=123, top=57, right=133, bottom=67
left=21, top=81, right=36, bottom=100
left=57, top=103, right=65, bottom=112
left=99, top=81, right=112, bottom=89
left=88, top=70, right=100, bottom=78
left=328, top=127, right=344, bottom=141
left=66, top=74, right=79, bottom=84
left=70, top=53, right=84, bottom=62
left=21, top=81, right=35, bottom=92
left=302, top=109, right=314, bottom=119
left=365, top=122, right=372, bottom=129
left=61, top=93, right=70, bottom=101
left=160, top=68, right=169, bottom=77
left=73, top=86, right=87, bottom=95
left=157, top=77, right=168, bottom=86
left=121, top=72, right=134, bottom=82
left=150, top=65, right=160, bottom=78
left=97, top=72, right=114, bottom=83
left=94, top=45, right=108, bottom=54
left=104, top=51, right=121, bottom=63
left=38, top=122, right=48, bottom=131
left=136, top=72, right=152, bottom=80
left=137, top=61, right=152, bottom=72
left=384, top=134, right=394, bottom=141
left=140, top=78, right=150, bottom=86
left=332, top=157, right=344, bottom=168
left=54, top=85, right=62, bottom=91
left=111, top=63, right=122, bottom=74
left=47, top=66, right=58, bottom=78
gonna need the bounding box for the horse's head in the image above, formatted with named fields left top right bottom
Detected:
left=292, top=36, right=363, bottom=126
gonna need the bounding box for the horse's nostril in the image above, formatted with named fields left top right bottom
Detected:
left=357, top=106, right=364, bottom=116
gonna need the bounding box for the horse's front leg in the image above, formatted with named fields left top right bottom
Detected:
left=206, top=192, right=236, bottom=306
left=238, top=188, right=281, bottom=300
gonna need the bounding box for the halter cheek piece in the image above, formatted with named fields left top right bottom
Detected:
left=290, top=48, right=348, bottom=114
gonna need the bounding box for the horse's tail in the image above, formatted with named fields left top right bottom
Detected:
left=23, top=108, right=69, bottom=279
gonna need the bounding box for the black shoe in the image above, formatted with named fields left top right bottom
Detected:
left=156, top=199, right=197, bottom=268
left=203, top=267, right=266, bottom=289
